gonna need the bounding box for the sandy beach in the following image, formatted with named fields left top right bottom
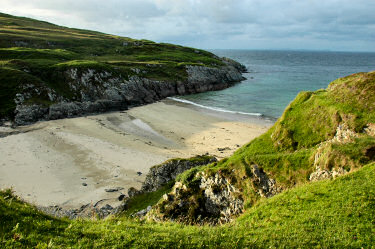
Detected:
left=0, top=99, right=272, bottom=209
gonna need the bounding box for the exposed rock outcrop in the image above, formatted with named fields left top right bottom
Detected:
left=309, top=124, right=359, bottom=181
left=38, top=199, right=127, bottom=219
left=199, top=173, right=244, bottom=223
left=251, top=164, right=279, bottom=197
left=147, top=162, right=280, bottom=224
left=13, top=61, right=246, bottom=126
left=148, top=171, right=243, bottom=224
left=141, top=155, right=217, bottom=193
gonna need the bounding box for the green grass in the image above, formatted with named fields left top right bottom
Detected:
left=1, top=163, right=374, bottom=248
left=122, top=183, right=174, bottom=217
left=1, top=11, right=375, bottom=248
left=0, top=12, right=225, bottom=119
left=170, top=71, right=375, bottom=218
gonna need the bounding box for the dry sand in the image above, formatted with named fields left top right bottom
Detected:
left=0, top=99, right=272, bottom=209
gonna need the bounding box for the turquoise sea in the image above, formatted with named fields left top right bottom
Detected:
left=173, top=50, right=375, bottom=119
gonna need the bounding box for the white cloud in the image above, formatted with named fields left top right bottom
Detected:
left=1, top=0, right=374, bottom=51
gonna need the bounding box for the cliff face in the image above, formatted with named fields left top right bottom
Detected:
left=13, top=63, right=245, bottom=125
left=0, top=12, right=247, bottom=126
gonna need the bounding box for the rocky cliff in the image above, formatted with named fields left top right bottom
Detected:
left=13, top=62, right=245, bottom=125
left=0, top=12, right=247, bottom=126
left=141, top=155, right=217, bottom=193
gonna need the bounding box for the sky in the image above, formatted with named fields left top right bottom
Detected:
left=1, top=0, right=375, bottom=52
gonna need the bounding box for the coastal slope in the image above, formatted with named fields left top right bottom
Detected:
left=0, top=72, right=374, bottom=247
left=0, top=12, right=246, bottom=125
left=149, top=71, right=375, bottom=223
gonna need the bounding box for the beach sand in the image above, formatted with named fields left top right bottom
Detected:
left=0, top=99, right=272, bottom=209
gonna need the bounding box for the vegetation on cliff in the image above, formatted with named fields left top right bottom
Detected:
left=150, top=71, right=375, bottom=223
left=0, top=71, right=374, bottom=247
left=1, top=12, right=374, bottom=248
left=0, top=13, right=244, bottom=122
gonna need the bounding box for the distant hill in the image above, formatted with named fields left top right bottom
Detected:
left=0, top=12, right=245, bottom=125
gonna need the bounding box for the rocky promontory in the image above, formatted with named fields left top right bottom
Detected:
left=13, top=61, right=246, bottom=126
left=0, top=12, right=247, bottom=126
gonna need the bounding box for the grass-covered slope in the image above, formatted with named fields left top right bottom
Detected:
left=234, top=71, right=375, bottom=186
left=1, top=163, right=374, bottom=248
left=215, top=71, right=375, bottom=185
left=150, top=72, right=375, bottom=222
left=0, top=12, right=229, bottom=119
left=1, top=72, right=374, bottom=247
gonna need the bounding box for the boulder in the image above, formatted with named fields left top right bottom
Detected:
left=141, top=155, right=217, bottom=193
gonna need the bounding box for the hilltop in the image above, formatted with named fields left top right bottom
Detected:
left=0, top=12, right=245, bottom=125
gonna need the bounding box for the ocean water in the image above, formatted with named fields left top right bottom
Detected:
left=173, top=50, right=375, bottom=119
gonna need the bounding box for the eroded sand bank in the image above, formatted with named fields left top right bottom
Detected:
left=0, top=99, right=272, bottom=208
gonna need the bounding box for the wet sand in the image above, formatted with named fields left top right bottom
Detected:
left=0, top=99, right=272, bottom=209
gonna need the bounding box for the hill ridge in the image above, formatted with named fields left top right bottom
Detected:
left=0, top=12, right=246, bottom=125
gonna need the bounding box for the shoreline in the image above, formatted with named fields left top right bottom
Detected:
left=165, top=97, right=276, bottom=125
left=0, top=99, right=273, bottom=209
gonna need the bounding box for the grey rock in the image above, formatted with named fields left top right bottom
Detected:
left=104, top=187, right=124, bottom=192
left=14, top=105, right=49, bottom=125
left=200, top=173, right=244, bottom=223
left=251, top=164, right=279, bottom=197
left=128, top=187, right=142, bottom=198
left=118, top=194, right=126, bottom=201
left=112, top=202, right=127, bottom=214
left=149, top=164, right=279, bottom=224
left=221, top=57, right=247, bottom=72
left=12, top=59, right=246, bottom=126
left=133, top=205, right=152, bottom=218
left=141, top=155, right=217, bottom=193
left=39, top=200, right=128, bottom=219
left=149, top=172, right=243, bottom=224
left=101, top=204, right=113, bottom=211
left=309, top=124, right=357, bottom=182
left=217, top=147, right=230, bottom=151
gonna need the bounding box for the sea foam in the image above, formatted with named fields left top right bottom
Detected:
left=168, top=97, right=263, bottom=117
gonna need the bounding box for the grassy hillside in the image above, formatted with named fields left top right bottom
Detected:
left=1, top=72, right=374, bottom=248
left=150, top=71, right=375, bottom=222
left=1, top=163, right=374, bottom=248
left=230, top=71, right=375, bottom=187
left=1, top=12, right=374, bottom=248
left=0, top=12, right=225, bottom=119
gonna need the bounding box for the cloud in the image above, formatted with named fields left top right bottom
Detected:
left=1, top=0, right=374, bottom=51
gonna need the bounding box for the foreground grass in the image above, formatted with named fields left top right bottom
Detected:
left=1, top=163, right=374, bottom=248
